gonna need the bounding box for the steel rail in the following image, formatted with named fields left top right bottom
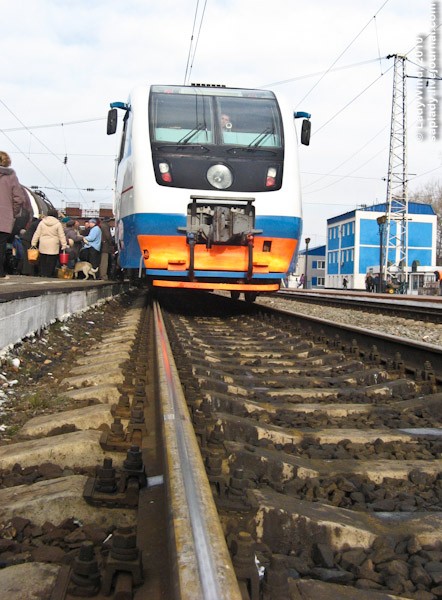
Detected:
left=153, top=301, right=242, bottom=600
left=259, top=303, right=442, bottom=375
left=276, top=289, right=442, bottom=322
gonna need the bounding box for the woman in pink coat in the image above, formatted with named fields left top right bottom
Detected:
left=31, top=208, right=68, bottom=277
left=0, top=151, right=27, bottom=278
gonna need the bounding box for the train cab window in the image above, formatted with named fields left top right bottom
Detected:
left=150, top=93, right=214, bottom=144
left=118, top=109, right=132, bottom=164
left=217, top=98, right=282, bottom=148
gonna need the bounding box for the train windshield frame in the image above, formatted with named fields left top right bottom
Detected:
left=149, top=86, right=283, bottom=149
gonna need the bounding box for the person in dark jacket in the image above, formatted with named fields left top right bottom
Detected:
left=99, top=219, right=114, bottom=280
left=0, top=151, right=27, bottom=278
left=64, top=220, right=84, bottom=268
left=21, top=218, right=40, bottom=276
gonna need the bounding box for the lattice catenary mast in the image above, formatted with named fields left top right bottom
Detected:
left=383, top=54, right=409, bottom=284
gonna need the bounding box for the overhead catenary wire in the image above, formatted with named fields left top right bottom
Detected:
left=1, top=117, right=104, bottom=132
left=0, top=98, right=90, bottom=203
left=373, top=15, right=384, bottom=75
left=303, top=147, right=388, bottom=196
left=313, top=63, right=394, bottom=137
left=261, top=57, right=384, bottom=88
left=295, top=0, right=391, bottom=108
left=303, top=125, right=389, bottom=189
left=183, top=0, right=208, bottom=86
left=260, top=2, right=400, bottom=195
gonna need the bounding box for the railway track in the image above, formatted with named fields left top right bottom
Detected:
left=160, top=291, right=442, bottom=600
left=275, top=289, right=442, bottom=324
left=0, top=290, right=441, bottom=599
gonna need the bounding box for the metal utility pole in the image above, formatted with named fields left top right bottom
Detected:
left=383, top=54, right=409, bottom=287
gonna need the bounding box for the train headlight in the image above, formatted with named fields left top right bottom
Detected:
left=207, top=164, right=233, bottom=189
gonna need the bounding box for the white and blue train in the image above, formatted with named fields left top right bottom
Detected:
left=107, top=83, right=310, bottom=301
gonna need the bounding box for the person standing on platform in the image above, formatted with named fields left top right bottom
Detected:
left=64, top=220, right=84, bottom=268
left=21, top=217, right=40, bottom=276
left=31, top=209, right=68, bottom=277
left=0, top=151, right=27, bottom=279
left=83, top=218, right=102, bottom=272
left=99, top=218, right=113, bottom=280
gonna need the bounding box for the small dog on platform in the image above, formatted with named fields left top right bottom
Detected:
left=73, top=261, right=99, bottom=280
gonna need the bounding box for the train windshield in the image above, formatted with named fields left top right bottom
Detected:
left=150, top=86, right=282, bottom=148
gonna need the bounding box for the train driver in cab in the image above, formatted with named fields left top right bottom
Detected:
left=220, top=114, right=232, bottom=130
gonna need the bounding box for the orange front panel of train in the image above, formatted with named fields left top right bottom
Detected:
left=138, top=235, right=296, bottom=273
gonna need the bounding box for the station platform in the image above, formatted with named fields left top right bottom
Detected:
left=0, top=275, right=128, bottom=353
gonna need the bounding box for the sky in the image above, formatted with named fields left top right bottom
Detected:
left=1, top=0, right=440, bottom=249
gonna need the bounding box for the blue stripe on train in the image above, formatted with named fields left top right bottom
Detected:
left=119, top=213, right=302, bottom=268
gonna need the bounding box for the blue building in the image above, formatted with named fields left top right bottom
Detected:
left=292, top=245, right=326, bottom=289
left=325, top=202, right=437, bottom=289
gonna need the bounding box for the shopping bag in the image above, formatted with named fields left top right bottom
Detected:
left=27, top=247, right=39, bottom=262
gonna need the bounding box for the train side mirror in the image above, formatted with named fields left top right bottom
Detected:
left=301, top=120, right=311, bottom=146
left=294, top=112, right=311, bottom=146
left=107, top=108, right=118, bottom=135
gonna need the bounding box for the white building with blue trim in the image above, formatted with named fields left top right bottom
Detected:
left=326, top=202, right=437, bottom=289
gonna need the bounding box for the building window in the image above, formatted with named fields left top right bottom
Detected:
left=317, top=277, right=325, bottom=286
left=317, top=260, right=325, bottom=269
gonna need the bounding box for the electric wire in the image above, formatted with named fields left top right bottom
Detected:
left=373, top=15, right=384, bottom=75
left=187, top=0, right=208, bottom=85
left=295, top=0, right=391, bottom=108
left=303, top=125, right=388, bottom=189
left=183, top=0, right=208, bottom=85
left=183, top=1, right=200, bottom=85
left=261, top=58, right=384, bottom=88
left=0, top=98, right=89, bottom=203
left=1, top=117, right=104, bottom=132
left=313, top=63, right=394, bottom=137
left=303, top=147, right=387, bottom=195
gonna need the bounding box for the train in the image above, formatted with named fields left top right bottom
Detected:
left=107, top=83, right=310, bottom=301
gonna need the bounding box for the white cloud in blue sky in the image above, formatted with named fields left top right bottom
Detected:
left=0, top=0, right=440, bottom=245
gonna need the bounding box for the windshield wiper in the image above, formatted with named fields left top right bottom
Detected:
left=157, top=144, right=210, bottom=154
left=177, top=123, right=206, bottom=145
left=248, top=127, right=274, bottom=148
